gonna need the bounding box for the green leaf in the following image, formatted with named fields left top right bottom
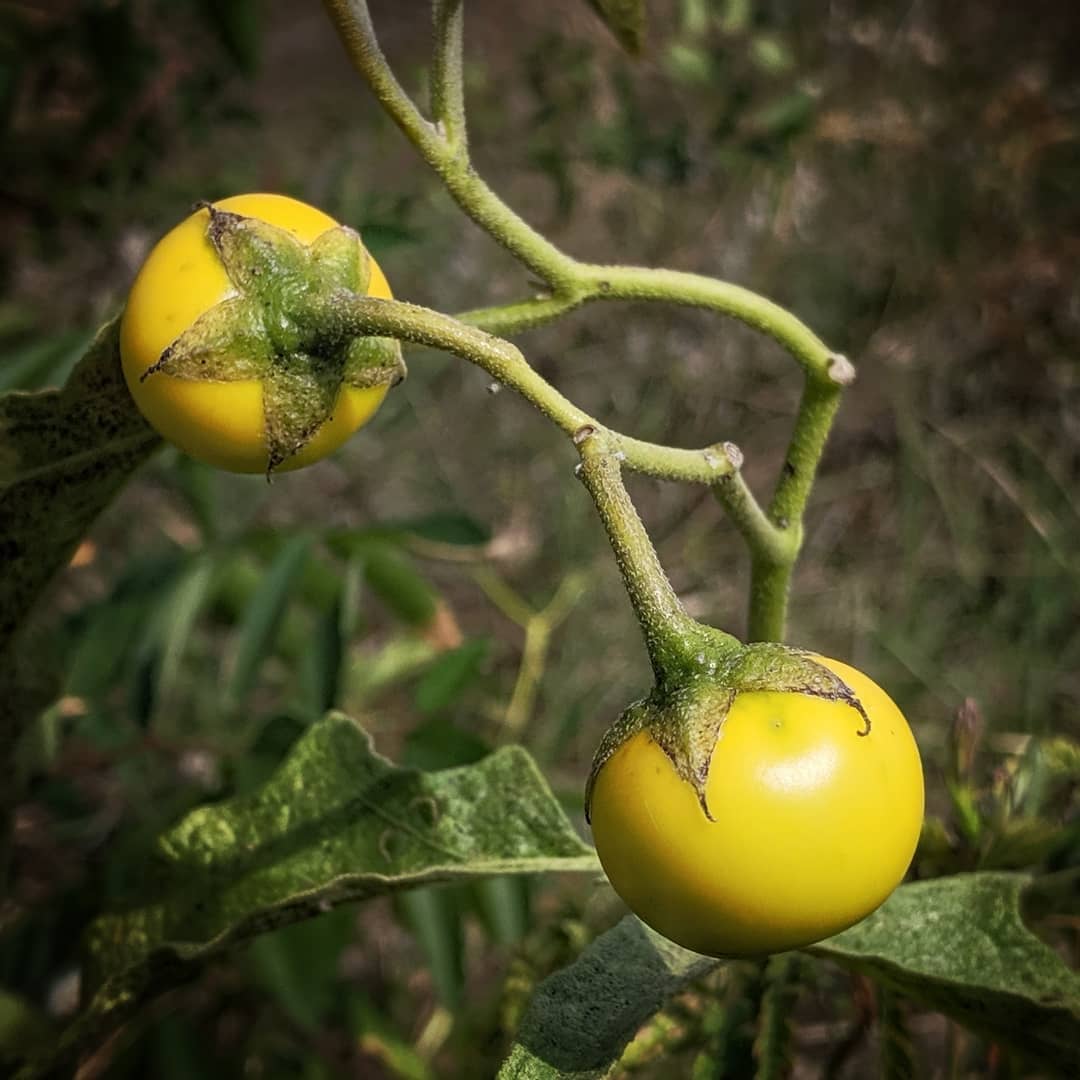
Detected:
left=63, top=552, right=183, bottom=700
left=583, top=0, right=646, bottom=55
left=0, top=987, right=54, bottom=1066
left=414, top=638, right=489, bottom=715
left=814, top=873, right=1080, bottom=1072
left=248, top=907, right=356, bottom=1031
left=396, top=512, right=491, bottom=547
left=325, top=512, right=491, bottom=556
left=226, top=532, right=313, bottom=706
left=0, top=328, right=92, bottom=392
left=358, top=541, right=439, bottom=628
left=152, top=555, right=218, bottom=714
left=196, top=0, right=262, bottom=74
left=473, top=875, right=531, bottom=946
left=742, top=89, right=817, bottom=143
left=39, top=716, right=596, bottom=1079
left=0, top=318, right=159, bottom=659
left=403, top=717, right=490, bottom=771
left=397, top=885, right=467, bottom=1008
left=297, top=591, right=347, bottom=718
left=499, top=873, right=1080, bottom=1078
left=498, top=917, right=713, bottom=1079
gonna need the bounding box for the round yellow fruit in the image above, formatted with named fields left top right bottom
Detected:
left=120, top=193, right=391, bottom=473
left=589, top=656, right=924, bottom=956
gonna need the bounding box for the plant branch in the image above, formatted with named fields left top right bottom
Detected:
left=712, top=459, right=793, bottom=569
left=575, top=430, right=723, bottom=681
left=310, top=293, right=741, bottom=486
left=454, top=267, right=845, bottom=391
left=743, top=374, right=848, bottom=642
left=577, top=264, right=840, bottom=384
left=323, top=0, right=579, bottom=288
left=431, top=0, right=467, bottom=151
left=320, top=0, right=443, bottom=158
left=323, top=0, right=855, bottom=646
left=455, top=294, right=586, bottom=337
left=485, top=571, right=587, bottom=741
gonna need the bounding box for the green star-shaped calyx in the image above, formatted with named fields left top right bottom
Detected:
left=585, top=640, right=871, bottom=821
left=142, top=203, right=406, bottom=474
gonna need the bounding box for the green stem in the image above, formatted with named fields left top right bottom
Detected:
left=713, top=463, right=791, bottom=567
left=309, top=293, right=740, bottom=486
left=431, top=0, right=467, bottom=151
left=747, top=551, right=795, bottom=646
left=327, top=0, right=836, bottom=377
left=746, top=375, right=846, bottom=643
left=769, top=376, right=847, bottom=528
left=575, top=431, right=725, bottom=682
left=320, top=0, right=443, bottom=159
left=577, top=264, right=835, bottom=383
left=455, top=294, right=585, bottom=336
left=324, top=0, right=854, bottom=647
left=323, top=0, right=580, bottom=289
left=457, top=266, right=841, bottom=389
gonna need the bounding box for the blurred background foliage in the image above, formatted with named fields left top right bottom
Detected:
left=1, top=0, right=1078, bottom=1075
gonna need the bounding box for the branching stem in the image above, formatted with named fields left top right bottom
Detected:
left=308, top=293, right=740, bottom=487
left=321, top=0, right=853, bottom=644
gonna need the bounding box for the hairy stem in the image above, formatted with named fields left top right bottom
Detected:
left=575, top=431, right=729, bottom=682
left=577, top=264, right=835, bottom=383
left=323, top=0, right=854, bottom=647
left=309, top=293, right=740, bottom=486
left=431, top=0, right=467, bottom=151
left=323, top=0, right=579, bottom=288
left=746, top=375, right=847, bottom=642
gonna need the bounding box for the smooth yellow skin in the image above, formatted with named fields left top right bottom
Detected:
left=120, top=193, right=391, bottom=473
left=590, top=657, right=924, bottom=957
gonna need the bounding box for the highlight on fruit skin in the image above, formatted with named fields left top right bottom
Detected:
left=120, top=193, right=403, bottom=475
left=587, top=653, right=925, bottom=957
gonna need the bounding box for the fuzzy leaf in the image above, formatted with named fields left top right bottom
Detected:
left=22, top=717, right=597, bottom=1078
left=499, top=873, right=1080, bottom=1078
left=499, top=916, right=712, bottom=1080
left=814, top=873, right=1080, bottom=1072
left=0, top=318, right=159, bottom=659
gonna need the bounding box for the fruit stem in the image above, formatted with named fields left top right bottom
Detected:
left=303, top=292, right=738, bottom=487
left=575, top=429, right=738, bottom=685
